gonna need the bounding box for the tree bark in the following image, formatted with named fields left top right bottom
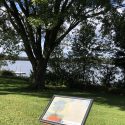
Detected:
left=32, top=59, right=48, bottom=90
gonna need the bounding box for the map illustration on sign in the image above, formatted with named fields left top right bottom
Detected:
left=40, top=95, right=93, bottom=125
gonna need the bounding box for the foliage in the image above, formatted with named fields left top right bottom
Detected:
left=101, top=65, right=116, bottom=88
left=47, top=15, right=125, bottom=89
left=47, top=45, right=66, bottom=86
left=47, top=21, right=98, bottom=87
left=101, top=3, right=125, bottom=86
left=0, top=70, right=16, bottom=77
left=0, top=60, right=7, bottom=69
left=0, top=6, right=22, bottom=57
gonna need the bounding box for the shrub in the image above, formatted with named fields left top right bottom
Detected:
left=0, top=70, right=16, bottom=77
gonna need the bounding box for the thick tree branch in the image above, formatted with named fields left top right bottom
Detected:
left=55, top=21, right=80, bottom=45
left=24, top=0, right=29, bottom=14
left=11, top=1, right=43, bottom=60
left=65, top=0, right=75, bottom=10
left=84, top=7, right=98, bottom=15
left=44, top=17, right=64, bottom=58
left=17, top=0, right=28, bottom=16
left=61, top=0, right=68, bottom=12
left=36, top=26, right=43, bottom=59
left=86, top=10, right=105, bottom=18
left=4, top=1, right=36, bottom=65
left=54, top=0, right=62, bottom=14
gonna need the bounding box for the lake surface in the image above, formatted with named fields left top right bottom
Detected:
left=2, top=61, right=32, bottom=76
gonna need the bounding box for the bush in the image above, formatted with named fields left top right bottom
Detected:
left=0, top=70, right=16, bottom=77
left=108, top=88, right=125, bottom=95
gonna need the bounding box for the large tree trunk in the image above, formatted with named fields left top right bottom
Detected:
left=32, top=59, right=48, bottom=90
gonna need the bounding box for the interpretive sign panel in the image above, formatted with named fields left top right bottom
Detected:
left=39, top=95, right=93, bottom=125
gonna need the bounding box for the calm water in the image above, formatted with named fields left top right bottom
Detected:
left=2, top=61, right=32, bottom=76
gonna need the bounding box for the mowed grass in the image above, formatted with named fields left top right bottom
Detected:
left=0, top=78, right=125, bottom=125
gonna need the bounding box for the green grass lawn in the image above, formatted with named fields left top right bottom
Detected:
left=0, top=78, right=125, bottom=125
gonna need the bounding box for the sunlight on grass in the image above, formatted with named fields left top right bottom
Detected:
left=0, top=94, right=48, bottom=125
left=0, top=78, right=125, bottom=125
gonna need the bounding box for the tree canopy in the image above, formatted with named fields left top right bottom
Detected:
left=0, top=0, right=113, bottom=89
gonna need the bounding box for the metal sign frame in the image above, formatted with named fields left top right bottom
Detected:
left=39, top=95, right=93, bottom=125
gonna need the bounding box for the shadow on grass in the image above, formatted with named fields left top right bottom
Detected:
left=0, top=78, right=125, bottom=111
